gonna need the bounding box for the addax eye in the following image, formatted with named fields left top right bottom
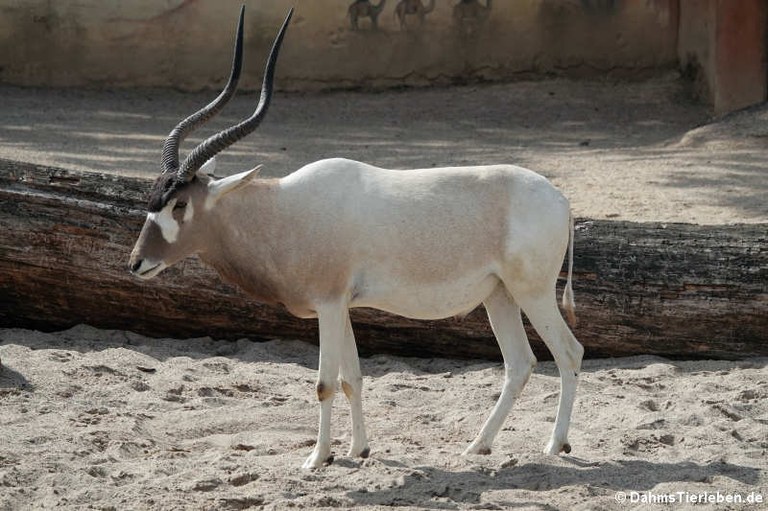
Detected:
left=173, top=201, right=187, bottom=211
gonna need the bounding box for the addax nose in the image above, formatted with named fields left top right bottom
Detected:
left=130, top=259, right=142, bottom=274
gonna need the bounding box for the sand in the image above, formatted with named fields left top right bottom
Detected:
left=1, top=326, right=766, bottom=510
left=1, top=77, right=767, bottom=509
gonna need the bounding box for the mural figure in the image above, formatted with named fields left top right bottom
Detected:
left=453, top=0, right=492, bottom=33
left=580, top=0, right=620, bottom=14
left=394, top=0, right=436, bottom=30
left=348, top=0, right=387, bottom=30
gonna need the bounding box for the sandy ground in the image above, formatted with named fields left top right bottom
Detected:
left=1, top=326, right=766, bottom=510
left=1, top=75, right=766, bottom=224
left=1, top=78, right=767, bottom=509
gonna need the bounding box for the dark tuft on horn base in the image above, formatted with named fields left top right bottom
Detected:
left=147, top=172, right=192, bottom=212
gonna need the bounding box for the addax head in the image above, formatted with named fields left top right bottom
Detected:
left=129, top=6, right=293, bottom=279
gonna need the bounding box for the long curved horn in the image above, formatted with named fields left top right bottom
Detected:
left=160, top=5, right=245, bottom=174
left=177, top=8, right=294, bottom=181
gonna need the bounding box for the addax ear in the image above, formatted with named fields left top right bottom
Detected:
left=199, top=157, right=217, bottom=177
left=206, top=165, right=263, bottom=208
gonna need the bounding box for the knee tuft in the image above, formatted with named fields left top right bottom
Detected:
left=341, top=380, right=354, bottom=400
left=316, top=382, right=334, bottom=401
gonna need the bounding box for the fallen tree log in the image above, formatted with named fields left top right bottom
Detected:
left=1, top=158, right=766, bottom=360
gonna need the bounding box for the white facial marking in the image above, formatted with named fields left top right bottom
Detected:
left=183, top=199, right=194, bottom=223
left=204, top=194, right=216, bottom=212
left=147, top=201, right=180, bottom=244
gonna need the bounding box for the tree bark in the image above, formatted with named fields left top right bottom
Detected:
left=1, top=158, right=766, bottom=360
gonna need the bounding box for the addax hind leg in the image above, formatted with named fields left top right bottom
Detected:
left=516, top=290, right=584, bottom=455
left=464, top=283, right=537, bottom=455
left=339, top=314, right=370, bottom=459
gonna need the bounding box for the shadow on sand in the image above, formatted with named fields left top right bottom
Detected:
left=346, top=457, right=760, bottom=509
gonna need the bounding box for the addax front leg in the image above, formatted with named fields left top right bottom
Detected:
left=303, top=303, right=346, bottom=469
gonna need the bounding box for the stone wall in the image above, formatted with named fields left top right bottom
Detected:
left=0, top=0, right=679, bottom=91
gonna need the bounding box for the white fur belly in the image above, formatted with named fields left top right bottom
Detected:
left=350, top=273, right=500, bottom=320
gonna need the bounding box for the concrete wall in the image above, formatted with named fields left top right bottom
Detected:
left=711, top=0, right=767, bottom=114
left=0, top=0, right=679, bottom=91
left=678, top=0, right=713, bottom=98
left=679, top=0, right=767, bottom=114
